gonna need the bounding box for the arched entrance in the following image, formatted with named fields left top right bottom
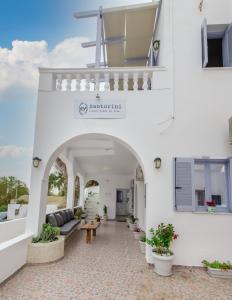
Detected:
left=27, top=133, right=146, bottom=235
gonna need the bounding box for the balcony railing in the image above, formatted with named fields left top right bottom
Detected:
left=39, top=67, right=166, bottom=92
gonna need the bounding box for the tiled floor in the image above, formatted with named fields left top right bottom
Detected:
left=0, top=221, right=232, bottom=300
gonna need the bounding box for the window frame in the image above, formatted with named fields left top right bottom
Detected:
left=194, top=159, right=230, bottom=212
left=174, top=157, right=232, bottom=214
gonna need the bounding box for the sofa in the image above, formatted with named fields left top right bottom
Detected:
left=46, top=209, right=81, bottom=236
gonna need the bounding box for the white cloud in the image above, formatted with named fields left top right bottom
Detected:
left=0, top=37, right=94, bottom=93
left=0, top=145, right=32, bottom=158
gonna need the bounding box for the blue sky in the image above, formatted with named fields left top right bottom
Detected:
left=0, top=0, right=150, bottom=185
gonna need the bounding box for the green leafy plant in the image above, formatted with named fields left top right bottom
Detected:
left=146, top=223, right=178, bottom=256
left=0, top=205, right=7, bottom=212
left=103, top=205, right=107, bottom=216
left=140, top=235, right=146, bottom=243
left=202, top=260, right=232, bottom=271
left=129, top=215, right=138, bottom=224
left=32, top=223, right=60, bottom=243
left=75, top=207, right=83, bottom=219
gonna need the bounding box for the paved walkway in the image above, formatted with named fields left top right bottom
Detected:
left=0, top=222, right=232, bottom=300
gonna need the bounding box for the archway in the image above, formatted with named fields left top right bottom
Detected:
left=28, top=133, right=147, bottom=235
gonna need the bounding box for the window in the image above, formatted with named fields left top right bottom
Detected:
left=201, top=19, right=232, bottom=68
left=174, top=158, right=232, bottom=213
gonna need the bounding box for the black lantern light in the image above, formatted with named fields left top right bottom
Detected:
left=154, top=157, right=162, bottom=169
left=33, top=157, right=42, bottom=168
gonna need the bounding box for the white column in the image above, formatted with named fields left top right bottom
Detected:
left=66, top=74, right=72, bottom=91
left=133, top=72, right=139, bottom=90
left=123, top=73, right=129, bottom=91
left=75, top=74, right=81, bottom=91
left=142, top=72, right=149, bottom=90
left=114, top=73, right=119, bottom=91
left=66, top=176, right=75, bottom=209
left=26, top=168, right=48, bottom=236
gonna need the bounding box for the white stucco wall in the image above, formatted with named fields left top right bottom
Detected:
left=0, top=218, right=26, bottom=243
left=27, top=0, right=232, bottom=267
left=84, top=174, right=132, bottom=219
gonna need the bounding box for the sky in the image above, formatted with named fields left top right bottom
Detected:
left=0, top=0, right=151, bottom=186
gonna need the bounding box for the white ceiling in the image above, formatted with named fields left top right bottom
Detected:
left=67, top=136, right=138, bottom=176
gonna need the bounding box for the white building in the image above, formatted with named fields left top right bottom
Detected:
left=1, top=0, right=232, bottom=283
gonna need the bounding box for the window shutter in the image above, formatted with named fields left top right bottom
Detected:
left=223, top=24, right=232, bottom=67
left=228, top=159, right=232, bottom=212
left=201, top=18, right=208, bottom=67
left=174, top=158, right=194, bottom=212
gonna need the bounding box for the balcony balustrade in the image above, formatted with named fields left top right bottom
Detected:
left=39, top=67, right=165, bottom=92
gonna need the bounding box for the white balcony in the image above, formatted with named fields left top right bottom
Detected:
left=38, top=66, right=166, bottom=92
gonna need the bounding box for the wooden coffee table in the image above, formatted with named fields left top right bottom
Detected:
left=80, top=221, right=100, bottom=244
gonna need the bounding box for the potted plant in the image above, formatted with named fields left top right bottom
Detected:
left=129, top=215, right=138, bottom=231
left=133, top=228, right=142, bottom=240
left=27, top=223, right=64, bottom=264
left=103, top=205, right=108, bottom=221
left=202, top=260, right=232, bottom=278
left=139, top=235, right=146, bottom=254
left=147, top=223, right=178, bottom=276
left=206, top=200, right=216, bottom=213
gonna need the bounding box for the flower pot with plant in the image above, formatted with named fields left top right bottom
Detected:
left=146, top=223, right=178, bottom=276
left=129, top=215, right=138, bottom=231
left=133, top=228, right=142, bottom=240
left=103, top=205, right=108, bottom=221
left=206, top=200, right=216, bottom=213
left=202, top=260, right=232, bottom=278
left=27, top=223, right=64, bottom=264
left=139, top=235, right=146, bottom=254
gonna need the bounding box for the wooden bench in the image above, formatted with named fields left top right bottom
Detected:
left=80, top=221, right=100, bottom=244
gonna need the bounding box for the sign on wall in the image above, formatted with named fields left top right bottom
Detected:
left=74, top=99, right=126, bottom=119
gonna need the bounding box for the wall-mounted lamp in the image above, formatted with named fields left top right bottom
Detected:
left=33, top=157, right=42, bottom=168
left=96, top=93, right=101, bottom=100
left=154, top=157, right=162, bottom=169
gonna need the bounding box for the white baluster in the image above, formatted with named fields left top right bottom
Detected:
left=114, top=73, right=119, bottom=91
left=133, top=73, right=139, bottom=91
left=142, top=72, right=149, bottom=90
left=94, top=73, right=100, bottom=91
left=104, top=73, right=110, bottom=91
left=85, top=74, right=90, bottom=91
left=66, top=74, right=72, bottom=91
left=56, top=74, right=62, bottom=91
left=123, top=73, right=129, bottom=91
left=75, top=74, right=81, bottom=91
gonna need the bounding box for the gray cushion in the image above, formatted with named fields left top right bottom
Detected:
left=68, top=210, right=74, bottom=220
left=47, top=214, right=58, bottom=227
left=55, top=213, right=64, bottom=226
left=60, top=219, right=80, bottom=235
left=65, top=210, right=72, bottom=221
left=59, top=210, right=68, bottom=224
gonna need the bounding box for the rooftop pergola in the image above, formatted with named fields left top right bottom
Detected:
left=74, top=1, right=161, bottom=68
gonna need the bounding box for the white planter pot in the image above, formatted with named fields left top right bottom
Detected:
left=129, top=223, right=137, bottom=231
left=133, top=231, right=142, bottom=240
left=139, top=241, right=146, bottom=254
left=207, top=267, right=232, bottom=279
left=152, top=252, right=174, bottom=276
left=27, top=236, right=64, bottom=264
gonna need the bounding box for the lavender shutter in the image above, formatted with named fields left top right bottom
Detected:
left=201, top=18, right=208, bottom=67
left=228, top=159, right=232, bottom=212
left=223, top=24, right=232, bottom=67
left=174, top=158, right=194, bottom=212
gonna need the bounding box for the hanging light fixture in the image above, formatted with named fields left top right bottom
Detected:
left=154, top=157, right=162, bottom=169
left=33, top=157, right=42, bottom=168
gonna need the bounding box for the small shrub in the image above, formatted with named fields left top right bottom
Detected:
left=32, top=223, right=60, bottom=243
left=17, top=199, right=28, bottom=205
left=146, top=223, right=178, bottom=256
left=202, top=260, right=232, bottom=271
left=0, top=205, right=7, bottom=212
left=103, top=205, right=107, bottom=215
left=129, top=215, right=138, bottom=224
left=140, top=235, right=146, bottom=243
left=75, top=207, right=83, bottom=219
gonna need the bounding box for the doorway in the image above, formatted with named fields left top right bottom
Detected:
left=116, top=188, right=129, bottom=220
